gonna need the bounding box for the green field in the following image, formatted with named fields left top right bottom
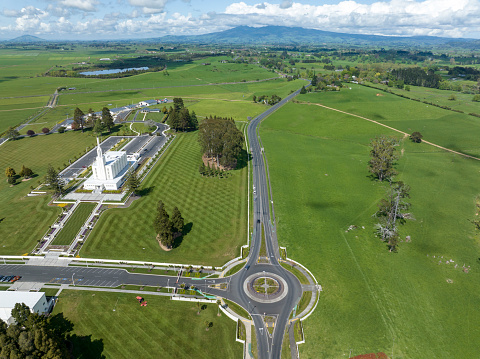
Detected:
left=53, top=290, right=242, bottom=359
left=0, top=131, right=96, bottom=254
left=260, top=95, right=480, bottom=357
left=301, top=84, right=480, bottom=157
left=81, top=130, right=248, bottom=266
left=52, top=203, right=96, bottom=245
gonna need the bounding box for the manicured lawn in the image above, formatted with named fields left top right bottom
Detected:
left=53, top=290, right=242, bottom=359
left=52, top=203, right=96, bottom=245
left=0, top=131, right=96, bottom=254
left=260, top=101, right=480, bottom=358
left=81, top=130, right=248, bottom=266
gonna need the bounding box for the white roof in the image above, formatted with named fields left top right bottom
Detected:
left=0, top=292, right=46, bottom=322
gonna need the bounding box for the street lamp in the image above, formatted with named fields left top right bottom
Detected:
left=72, top=273, right=75, bottom=286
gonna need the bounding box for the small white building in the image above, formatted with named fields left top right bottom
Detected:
left=0, top=292, right=50, bottom=325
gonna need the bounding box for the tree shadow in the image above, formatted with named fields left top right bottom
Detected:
left=235, top=149, right=251, bottom=171
left=48, top=313, right=74, bottom=337
left=137, top=186, right=155, bottom=197
left=172, top=222, right=193, bottom=249
left=67, top=334, right=105, bottom=359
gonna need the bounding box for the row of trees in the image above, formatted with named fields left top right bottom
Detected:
left=198, top=116, right=244, bottom=169
left=252, top=94, right=282, bottom=105
left=166, top=98, right=198, bottom=132
left=153, top=200, right=185, bottom=249
left=73, top=107, right=115, bottom=134
left=368, top=135, right=412, bottom=252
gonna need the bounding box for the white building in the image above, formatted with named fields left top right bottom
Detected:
left=0, top=292, right=50, bottom=325
left=84, top=138, right=136, bottom=191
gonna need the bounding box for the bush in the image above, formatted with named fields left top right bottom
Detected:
left=58, top=126, right=66, bottom=133
left=26, top=130, right=35, bottom=137
left=41, top=127, right=50, bottom=134
left=473, top=94, right=480, bottom=102
left=448, top=94, right=457, bottom=101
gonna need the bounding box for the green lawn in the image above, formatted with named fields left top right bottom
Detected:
left=52, top=203, right=96, bottom=246
left=0, top=131, right=96, bottom=254
left=260, top=100, right=480, bottom=358
left=81, top=130, right=248, bottom=266
left=53, top=290, right=242, bottom=359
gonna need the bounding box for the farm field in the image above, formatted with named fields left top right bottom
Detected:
left=52, top=203, right=96, bottom=245
left=260, top=100, right=480, bottom=358
left=53, top=290, right=242, bottom=359
left=81, top=130, right=248, bottom=266
left=0, top=131, right=96, bottom=254
left=301, top=84, right=480, bottom=157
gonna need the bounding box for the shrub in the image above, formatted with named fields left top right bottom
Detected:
left=57, top=126, right=66, bottom=133
left=41, top=127, right=50, bottom=134
left=26, top=130, right=35, bottom=137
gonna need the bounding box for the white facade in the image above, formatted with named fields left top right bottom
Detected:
left=0, top=292, right=50, bottom=325
left=84, top=138, right=131, bottom=191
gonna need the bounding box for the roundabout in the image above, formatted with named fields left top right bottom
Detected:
left=243, top=272, right=288, bottom=303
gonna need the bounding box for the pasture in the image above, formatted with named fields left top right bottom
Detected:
left=53, top=290, right=241, bottom=359
left=260, top=100, right=480, bottom=358
left=301, top=84, right=480, bottom=157
left=81, top=130, right=248, bottom=266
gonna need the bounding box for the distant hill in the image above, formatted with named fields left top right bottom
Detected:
left=148, top=25, right=477, bottom=47
left=7, top=35, right=46, bottom=43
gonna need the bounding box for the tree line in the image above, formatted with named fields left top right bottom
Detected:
left=198, top=116, right=244, bottom=169
left=73, top=107, right=115, bottom=135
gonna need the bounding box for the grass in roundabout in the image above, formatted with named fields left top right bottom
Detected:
left=0, top=131, right=96, bottom=254
left=53, top=290, right=242, bottom=359
left=52, top=203, right=96, bottom=245
left=260, top=98, right=480, bottom=358
left=81, top=130, right=248, bottom=266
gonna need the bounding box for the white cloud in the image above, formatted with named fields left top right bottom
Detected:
left=128, top=0, right=168, bottom=13
left=223, top=0, right=480, bottom=37
left=56, top=0, right=99, bottom=11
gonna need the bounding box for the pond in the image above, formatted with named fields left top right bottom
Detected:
left=79, top=67, right=149, bottom=76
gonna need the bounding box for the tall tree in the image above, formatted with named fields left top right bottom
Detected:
left=173, top=98, right=184, bottom=111
left=368, top=135, right=399, bottom=182
left=44, top=164, right=64, bottom=196
left=5, top=167, right=15, bottom=178
left=93, top=117, right=105, bottom=135
left=126, top=170, right=140, bottom=195
left=171, top=206, right=184, bottom=234
left=73, top=107, right=85, bottom=132
left=3, top=127, right=19, bottom=140
left=154, top=200, right=174, bottom=248
left=102, top=107, right=115, bottom=133
left=190, top=111, right=198, bottom=130
left=375, top=181, right=411, bottom=252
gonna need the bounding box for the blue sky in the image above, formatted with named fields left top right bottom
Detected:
left=1, top=0, right=478, bottom=40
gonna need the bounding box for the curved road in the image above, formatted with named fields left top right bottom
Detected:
left=0, top=82, right=310, bottom=359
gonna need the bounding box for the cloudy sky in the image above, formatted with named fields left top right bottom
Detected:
left=1, top=0, right=478, bottom=40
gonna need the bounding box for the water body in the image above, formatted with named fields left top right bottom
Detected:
left=79, top=67, right=149, bottom=76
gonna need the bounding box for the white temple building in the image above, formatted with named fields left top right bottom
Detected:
left=84, top=138, right=138, bottom=191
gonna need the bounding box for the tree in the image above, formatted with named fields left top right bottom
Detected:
left=11, top=303, right=30, bottom=327
left=300, top=86, right=307, bottom=94
left=22, top=167, right=33, bottom=179
left=410, top=131, right=423, bottom=143
left=102, top=107, right=115, bottom=133
left=7, top=177, right=16, bottom=185
left=154, top=200, right=174, bottom=248
left=171, top=206, right=184, bottom=234
left=26, top=130, right=35, bottom=137
left=473, top=94, right=480, bottom=102
left=375, top=181, right=411, bottom=252
left=5, top=167, right=15, bottom=178
left=252, top=95, right=257, bottom=102
left=173, top=98, right=184, bottom=111
left=405, top=85, right=411, bottom=91
left=93, top=118, right=105, bottom=134
left=126, top=170, right=140, bottom=195
left=73, top=107, right=85, bottom=132
left=311, top=72, right=317, bottom=86
left=71, top=121, right=80, bottom=131
left=4, top=127, right=19, bottom=140
left=368, top=135, right=399, bottom=182
left=162, top=106, right=168, bottom=113
left=41, top=127, right=50, bottom=134
left=448, top=94, right=457, bottom=101
left=57, top=126, right=66, bottom=133
left=44, top=164, right=63, bottom=196
left=190, top=111, right=198, bottom=130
